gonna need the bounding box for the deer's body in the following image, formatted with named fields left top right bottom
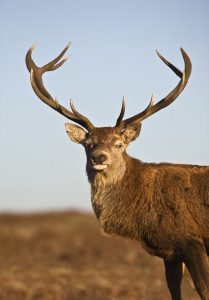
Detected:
left=26, top=44, right=209, bottom=299
left=90, top=154, right=209, bottom=260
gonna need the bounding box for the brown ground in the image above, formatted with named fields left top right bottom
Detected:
left=0, top=212, right=199, bottom=300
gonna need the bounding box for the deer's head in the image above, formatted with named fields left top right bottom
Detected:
left=26, top=44, right=191, bottom=176
left=65, top=120, right=141, bottom=175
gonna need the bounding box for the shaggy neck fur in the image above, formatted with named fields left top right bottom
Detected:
left=87, top=153, right=143, bottom=240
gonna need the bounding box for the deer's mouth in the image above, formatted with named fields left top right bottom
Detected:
left=92, top=164, right=108, bottom=171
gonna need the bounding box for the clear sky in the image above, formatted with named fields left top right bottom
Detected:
left=1, top=0, right=209, bottom=212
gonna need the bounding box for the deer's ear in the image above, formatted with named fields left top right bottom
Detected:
left=65, top=123, right=87, bottom=144
left=122, top=122, right=142, bottom=143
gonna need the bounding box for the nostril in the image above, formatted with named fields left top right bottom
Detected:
left=99, top=154, right=107, bottom=163
left=91, top=154, right=107, bottom=164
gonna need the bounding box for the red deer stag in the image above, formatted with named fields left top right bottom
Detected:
left=26, top=44, right=209, bottom=300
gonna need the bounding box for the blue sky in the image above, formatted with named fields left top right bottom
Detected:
left=1, top=0, right=209, bottom=211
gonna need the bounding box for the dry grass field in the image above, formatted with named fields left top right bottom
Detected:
left=0, top=212, right=199, bottom=300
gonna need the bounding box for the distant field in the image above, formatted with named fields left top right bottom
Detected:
left=0, top=212, right=198, bottom=300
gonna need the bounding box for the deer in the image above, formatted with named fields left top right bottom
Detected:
left=26, top=43, right=209, bottom=300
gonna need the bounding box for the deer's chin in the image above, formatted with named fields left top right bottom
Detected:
left=92, top=164, right=108, bottom=171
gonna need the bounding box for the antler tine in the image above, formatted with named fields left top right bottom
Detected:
left=115, top=96, right=126, bottom=127
left=117, top=48, right=192, bottom=128
left=42, top=43, right=71, bottom=72
left=156, top=50, right=183, bottom=78
left=25, top=43, right=38, bottom=72
left=70, top=99, right=94, bottom=130
left=26, top=44, right=94, bottom=131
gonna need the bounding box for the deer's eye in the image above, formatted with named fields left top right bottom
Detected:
left=115, top=142, right=123, bottom=149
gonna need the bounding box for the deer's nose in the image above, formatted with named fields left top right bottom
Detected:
left=91, top=153, right=107, bottom=164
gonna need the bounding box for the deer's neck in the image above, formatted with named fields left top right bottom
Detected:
left=88, top=154, right=143, bottom=239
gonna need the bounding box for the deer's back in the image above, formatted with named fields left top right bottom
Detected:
left=134, top=161, right=209, bottom=257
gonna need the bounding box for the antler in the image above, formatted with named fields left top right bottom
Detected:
left=116, top=48, right=192, bottom=129
left=26, top=43, right=94, bottom=131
